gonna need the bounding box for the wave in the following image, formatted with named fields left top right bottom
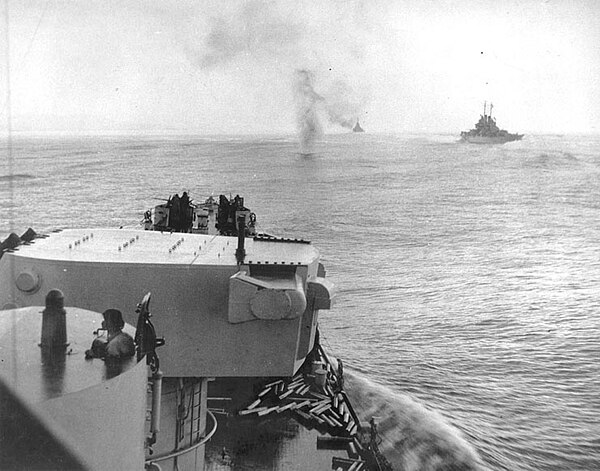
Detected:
left=0, top=173, right=36, bottom=181
left=343, top=369, right=485, bottom=471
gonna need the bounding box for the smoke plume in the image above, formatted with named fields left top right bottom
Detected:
left=184, top=2, right=370, bottom=144
left=188, top=2, right=304, bottom=70
left=294, top=69, right=324, bottom=154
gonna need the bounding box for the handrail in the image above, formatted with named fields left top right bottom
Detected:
left=145, top=409, right=218, bottom=464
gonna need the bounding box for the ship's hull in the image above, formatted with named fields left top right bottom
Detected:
left=460, top=133, right=523, bottom=144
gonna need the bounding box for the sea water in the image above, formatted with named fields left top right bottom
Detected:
left=1, top=132, right=599, bottom=470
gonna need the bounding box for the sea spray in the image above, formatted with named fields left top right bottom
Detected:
left=343, top=370, right=484, bottom=471
left=294, top=69, right=324, bottom=154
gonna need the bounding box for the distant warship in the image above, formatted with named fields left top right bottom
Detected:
left=460, top=102, right=523, bottom=144
left=353, top=119, right=365, bottom=133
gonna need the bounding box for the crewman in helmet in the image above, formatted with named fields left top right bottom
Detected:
left=85, top=309, right=135, bottom=360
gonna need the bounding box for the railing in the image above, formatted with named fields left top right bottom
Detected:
left=144, top=409, right=218, bottom=465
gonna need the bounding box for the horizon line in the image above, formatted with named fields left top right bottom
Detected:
left=2, top=129, right=599, bottom=139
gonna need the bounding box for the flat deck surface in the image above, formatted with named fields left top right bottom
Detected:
left=11, top=229, right=318, bottom=266
left=0, top=306, right=136, bottom=403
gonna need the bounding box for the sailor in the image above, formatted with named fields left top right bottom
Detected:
left=180, top=191, right=189, bottom=208
left=170, top=193, right=181, bottom=231
left=369, top=417, right=379, bottom=445
left=143, top=210, right=153, bottom=230
left=180, top=191, right=191, bottom=232
left=233, top=194, right=244, bottom=209
left=85, top=309, right=135, bottom=360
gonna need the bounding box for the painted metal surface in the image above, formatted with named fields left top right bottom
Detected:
left=0, top=306, right=147, bottom=470
left=0, top=229, right=333, bottom=377
left=4, top=229, right=318, bottom=266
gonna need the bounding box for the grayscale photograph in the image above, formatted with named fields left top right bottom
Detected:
left=1, top=1, right=599, bottom=470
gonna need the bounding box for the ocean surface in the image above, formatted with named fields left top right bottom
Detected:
left=2, top=132, right=600, bottom=470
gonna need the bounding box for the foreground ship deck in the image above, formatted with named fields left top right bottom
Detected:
left=0, top=195, right=392, bottom=471
left=0, top=228, right=328, bottom=377
left=0, top=305, right=146, bottom=470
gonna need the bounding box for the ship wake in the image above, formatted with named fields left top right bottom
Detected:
left=343, top=370, right=484, bottom=471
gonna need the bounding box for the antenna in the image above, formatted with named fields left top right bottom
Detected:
left=483, top=101, right=487, bottom=116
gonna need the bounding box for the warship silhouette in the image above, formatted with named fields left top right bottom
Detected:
left=460, top=102, right=523, bottom=144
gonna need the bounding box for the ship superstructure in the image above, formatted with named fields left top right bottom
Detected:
left=0, top=195, right=390, bottom=471
left=353, top=119, right=365, bottom=133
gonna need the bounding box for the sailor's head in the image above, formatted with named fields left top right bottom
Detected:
left=102, top=309, right=125, bottom=332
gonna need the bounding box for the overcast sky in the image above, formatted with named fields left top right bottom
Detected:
left=2, top=0, right=599, bottom=135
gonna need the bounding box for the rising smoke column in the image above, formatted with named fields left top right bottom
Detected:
left=294, top=69, right=324, bottom=154
left=293, top=71, right=369, bottom=152
left=180, top=2, right=370, bottom=142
